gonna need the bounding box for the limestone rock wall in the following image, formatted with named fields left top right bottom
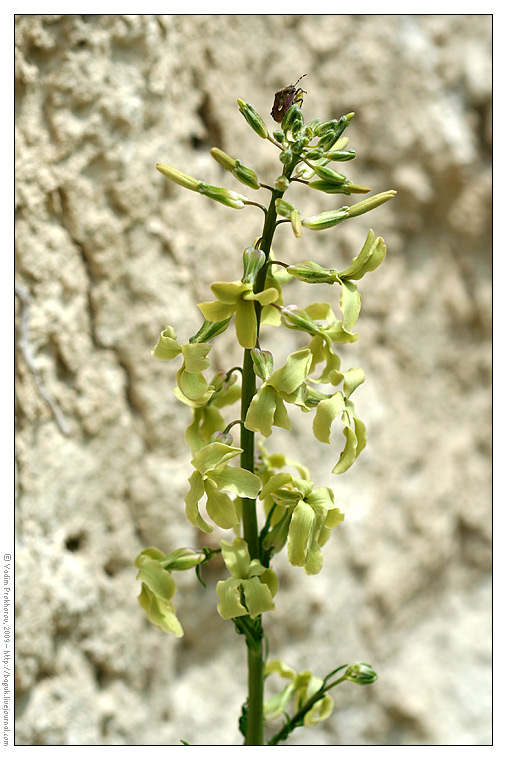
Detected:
left=15, top=14, right=492, bottom=745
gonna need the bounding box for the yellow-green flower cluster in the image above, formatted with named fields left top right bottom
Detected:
left=185, top=442, right=262, bottom=534
left=216, top=538, right=278, bottom=620
left=264, top=659, right=334, bottom=726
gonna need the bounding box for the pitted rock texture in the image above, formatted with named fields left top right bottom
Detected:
left=15, top=14, right=491, bottom=745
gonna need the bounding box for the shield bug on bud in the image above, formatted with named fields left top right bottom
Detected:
left=270, top=74, right=307, bottom=123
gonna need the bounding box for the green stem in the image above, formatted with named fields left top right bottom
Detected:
left=240, top=158, right=299, bottom=746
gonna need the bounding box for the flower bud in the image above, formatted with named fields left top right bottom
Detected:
left=156, top=163, right=200, bottom=192
left=160, top=547, right=207, bottom=571
left=314, top=119, right=339, bottom=137
left=323, top=149, right=356, bottom=161
left=347, top=190, right=397, bottom=218
left=233, top=161, right=260, bottom=190
left=279, top=149, right=293, bottom=165
left=301, top=208, right=350, bottom=231
left=242, top=247, right=266, bottom=285
left=210, top=430, right=234, bottom=445
left=198, top=181, right=249, bottom=209
left=280, top=304, right=321, bottom=334
left=275, top=198, right=297, bottom=219
left=274, top=175, right=290, bottom=192
left=304, top=147, right=324, bottom=160
left=210, top=147, right=236, bottom=171
left=189, top=318, right=232, bottom=344
left=281, top=104, right=304, bottom=136
left=251, top=348, right=274, bottom=382
left=312, top=165, right=347, bottom=185
left=237, top=99, right=268, bottom=139
left=287, top=261, right=340, bottom=284
left=273, top=129, right=285, bottom=142
left=344, top=663, right=378, bottom=685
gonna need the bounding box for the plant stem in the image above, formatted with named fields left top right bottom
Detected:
left=240, top=157, right=300, bottom=745
left=239, top=186, right=284, bottom=746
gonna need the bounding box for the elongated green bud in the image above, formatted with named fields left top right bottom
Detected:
left=275, top=198, right=298, bottom=219
left=198, top=181, right=248, bottom=209
left=210, top=147, right=236, bottom=171
left=280, top=304, right=322, bottom=335
left=304, top=147, right=324, bottom=160
left=237, top=99, right=268, bottom=138
left=156, top=163, right=200, bottom=192
left=242, top=247, right=266, bottom=285
left=160, top=547, right=207, bottom=571
left=308, top=180, right=370, bottom=195
left=251, top=348, right=274, bottom=382
left=189, top=318, right=232, bottom=344
left=347, top=190, right=397, bottom=218
left=262, top=509, right=292, bottom=554
left=287, top=261, right=340, bottom=284
left=301, top=207, right=350, bottom=230
left=210, top=148, right=260, bottom=190
left=281, top=104, right=304, bottom=136
left=324, top=149, right=356, bottom=161
left=312, top=165, right=347, bottom=185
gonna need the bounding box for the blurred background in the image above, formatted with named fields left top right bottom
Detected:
left=15, top=15, right=492, bottom=745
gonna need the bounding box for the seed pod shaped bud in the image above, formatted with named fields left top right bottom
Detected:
left=281, top=104, right=304, bottom=136
left=156, top=163, right=200, bottom=192
left=273, top=129, right=285, bottom=142
left=262, top=509, right=292, bottom=554
left=344, top=663, right=378, bottom=685
left=210, top=147, right=237, bottom=171
left=279, top=149, right=293, bottom=165
left=233, top=161, right=260, bottom=190
left=198, top=181, right=249, bottom=209
left=274, top=175, right=290, bottom=191
left=275, top=198, right=297, bottom=219
left=237, top=99, right=268, bottom=139
left=251, top=348, right=274, bottom=382
left=323, top=149, right=356, bottom=161
left=210, top=430, right=234, bottom=445
left=314, top=119, right=339, bottom=137
left=347, top=190, right=397, bottom=218
left=161, top=547, right=207, bottom=571
left=312, top=165, right=347, bottom=185
left=287, top=261, right=340, bottom=284
left=280, top=304, right=321, bottom=334
left=301, top=207, right=350, bottom=231
left=242, top=247, right=266, bottom=285
left=305, top=147, right=324, bottom=160
left=290, top=209, right=303, bottom=238
left=189, top=318, right=232, bottom=344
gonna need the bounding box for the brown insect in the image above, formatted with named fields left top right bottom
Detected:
left=270, top=74, right=307, bottom=123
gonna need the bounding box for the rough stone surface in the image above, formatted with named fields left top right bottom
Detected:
left=15, top=14, right=491, bottom=746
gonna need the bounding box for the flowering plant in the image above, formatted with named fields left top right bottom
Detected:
left=135, top=79, right=395, bottom=745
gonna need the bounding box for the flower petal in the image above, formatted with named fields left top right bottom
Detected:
left=198, top=299, right=236, bottom=322
left=242, top=576, right=276, bottom=618
left=287, top=500, right=315, bottom=568
left=216, top=578, right=248, bottom=619
left=191, top=441, right=242, bottom=475
left=204, top=478, right=239, bottom=529
left=209, top=464, right=262, bottom=498
left=181, top=342, right=211, bottom=373
left=244, top=384, right=277, bottom=438
left=313, top=393, right=346, bottom=444
left=220, top=538, right=251, bottom=579
left=151, top=326, right=182, bottom=360
left=269, top=348, right=312, bottom=395
left=137, top=585, right=183, bottom=637
left=184, top=470, right=213, bottom=533
left=177, top=367, right=210, bottom=402
left=235, top=297, right=258, bottom=348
